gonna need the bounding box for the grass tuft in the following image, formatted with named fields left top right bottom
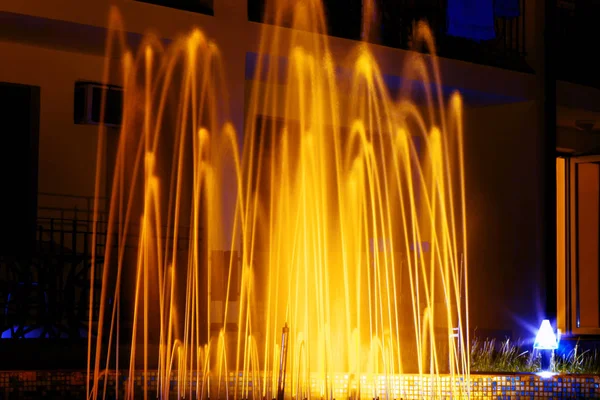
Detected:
left=554, top=345, right=600, bottom=375
left=470, top=337, right=539, bottom=373
left=470, top=337, right=600, bottom=374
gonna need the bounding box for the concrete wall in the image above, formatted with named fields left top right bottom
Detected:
left=463, top=101, right=543, bottom=342
left=0, top=41, right=118, bottom=211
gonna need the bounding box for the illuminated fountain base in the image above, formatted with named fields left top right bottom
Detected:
left=1, top=371, right=598, bottom=399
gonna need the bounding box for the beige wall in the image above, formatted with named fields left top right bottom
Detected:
left=463, top=101, right=543, bottom=340
left=0, top=41, right=117, bottom=210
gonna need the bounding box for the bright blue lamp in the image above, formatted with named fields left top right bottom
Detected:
left=534, top=319, right=559, bottom=350
left=534, top=319, right=560, bottom=375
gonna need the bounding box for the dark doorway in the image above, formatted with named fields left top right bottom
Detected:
left=0, top=82, right=40, bottom=256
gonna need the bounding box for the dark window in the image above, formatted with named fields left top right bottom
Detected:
left=73, top=84, right=86, bottom=124
left=247, top=0, right=263, bottom=23
left=248, top=0, right=362, bottom=41
left=323, top=0, right=362, bottom=40
left=556, top=1, right=600, bottom=88
left=90, top=86, right=122, bottom=126
left=74, top=82, right=123, bottom=126
left=136, top=0, right=214, bottom=16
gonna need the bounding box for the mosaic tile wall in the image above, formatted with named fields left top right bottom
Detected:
left=0, top=371, right=598, bottom=399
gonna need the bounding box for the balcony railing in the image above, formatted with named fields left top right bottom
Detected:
left=248, top=0, right=531, bottom=72
left=376, top=0, right=530, bottom=72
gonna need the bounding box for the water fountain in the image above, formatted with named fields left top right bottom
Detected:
left=87, top=0, right=470, bottom=398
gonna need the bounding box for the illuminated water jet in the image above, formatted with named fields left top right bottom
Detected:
left=88, top=0, right=470, bottom=398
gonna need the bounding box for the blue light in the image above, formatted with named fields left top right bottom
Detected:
left=536, top=371, right=556, bottom=379
left=447, top=0, right=496, bottom=41
left=534, top=319, right=559, bottom=350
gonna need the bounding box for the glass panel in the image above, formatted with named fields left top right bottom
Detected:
left=556, top=158, right=566, bottom=331
left=576, top=162, right=600, bottom=328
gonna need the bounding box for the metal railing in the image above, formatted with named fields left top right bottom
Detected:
left=248, top=0, right=531, bottom=72
left=377, top=0, right=529, bottom=71
left=1, top=192, right=196, bottom=339
left=37, top=192, right=192, bottom=252
left=0, top=193, right=108, bottom=339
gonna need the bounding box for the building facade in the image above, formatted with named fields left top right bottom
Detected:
left=1, top=0, right=600, bottom=367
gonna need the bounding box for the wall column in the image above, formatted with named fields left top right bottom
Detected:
left=537, top=0, right=557, bottom=326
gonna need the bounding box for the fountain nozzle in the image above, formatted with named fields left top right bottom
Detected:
left=277, top=323, right=290, bottom=400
